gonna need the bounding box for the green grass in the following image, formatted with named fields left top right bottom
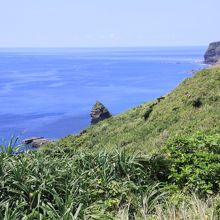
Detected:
left=48, top=67, right=220, bottom=153
left=1, top=134, right=220, bottom=219
left=117, top=194, right=218, bottom=220
left=0, top=148, right=164, bottom=219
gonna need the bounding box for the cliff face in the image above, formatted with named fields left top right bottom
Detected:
left=204, top=41, right=220, bottom=64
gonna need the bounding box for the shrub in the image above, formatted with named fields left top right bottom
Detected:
left=192, top=98, right=202, bottom=108
left=165, top=133, right=220, bottom=194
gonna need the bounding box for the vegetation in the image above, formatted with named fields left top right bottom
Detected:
left=1, top=133, right=220, bottom=219
left=165, top=133, right=220, bottom=195
left=1, top=68, right=220, bottom=219
left=50, top=68, right=220, bottom=153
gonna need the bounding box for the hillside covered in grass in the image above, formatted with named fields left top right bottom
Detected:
left=52, top=67, right=220, bottom=153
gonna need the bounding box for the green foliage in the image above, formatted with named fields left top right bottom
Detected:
left=0, top=148, right=165, bottom=219
left=0, top=136, right=21, bottom=155
left=1, top=133, right=220, bottom=218
left=215, top=197, right=220, bottom=217
left=165, top=133, right=220, bottom=194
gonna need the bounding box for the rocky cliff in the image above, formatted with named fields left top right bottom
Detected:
left=204, top=41, right=220, bottom=64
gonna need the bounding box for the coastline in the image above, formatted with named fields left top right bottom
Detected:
left=0, top=47, right=204, bottom=144
left=22, top=53, right=214, bottom=149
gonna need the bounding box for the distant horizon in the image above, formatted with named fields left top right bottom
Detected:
left=0, top=45, right=208, bottom=49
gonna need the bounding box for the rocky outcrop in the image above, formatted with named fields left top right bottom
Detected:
left=22, top=137, right=51, bottom=148
left=90, top=101, right=112, bottom=125
left=204, top=41, right=220, bottom=64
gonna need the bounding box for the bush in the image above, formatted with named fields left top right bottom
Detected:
left=165, top=133, right=220, bottom=194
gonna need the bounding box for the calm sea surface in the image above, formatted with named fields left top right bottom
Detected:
left=0, top=47, right=206, bottom=142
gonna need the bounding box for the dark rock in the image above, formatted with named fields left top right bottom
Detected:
left=157, top=96, right=165, bottom=103
left=204, top=41, right=220, bottom=64
left=22, top=137, right=51, bottom=148
left=192, top=98, right=202, bottom=108
left=144, top=107, right=153, bottom=120
left=90, top=101, right=112, bottom=124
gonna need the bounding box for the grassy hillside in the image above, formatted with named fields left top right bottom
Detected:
left=51, top=67, right=220, bottom=153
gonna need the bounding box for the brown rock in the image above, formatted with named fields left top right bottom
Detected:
left=90, top=101, right=112, bottom=125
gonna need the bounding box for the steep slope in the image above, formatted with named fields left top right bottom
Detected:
left=51, top=68, right=220, bottom=153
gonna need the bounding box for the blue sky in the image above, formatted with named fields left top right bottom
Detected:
left=0, top=0, right=219, bottom=47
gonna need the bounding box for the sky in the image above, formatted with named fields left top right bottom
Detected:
left=0, top=0, right=219, bottom=47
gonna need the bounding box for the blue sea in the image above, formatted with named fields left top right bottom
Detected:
left=0, top=47, right=206, bottom=143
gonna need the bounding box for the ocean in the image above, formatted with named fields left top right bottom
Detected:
left=0, top=47, right=206, bottom=143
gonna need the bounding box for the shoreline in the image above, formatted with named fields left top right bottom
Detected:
left=24, top=63, right=214, bottom=149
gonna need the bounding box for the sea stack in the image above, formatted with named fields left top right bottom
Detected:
left=90, top=101, right=112, bottom=125
left=204, top=41, right=220, bottom=64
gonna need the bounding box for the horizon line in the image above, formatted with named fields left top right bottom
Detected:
left=0, top=45, right=207, bottom=49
